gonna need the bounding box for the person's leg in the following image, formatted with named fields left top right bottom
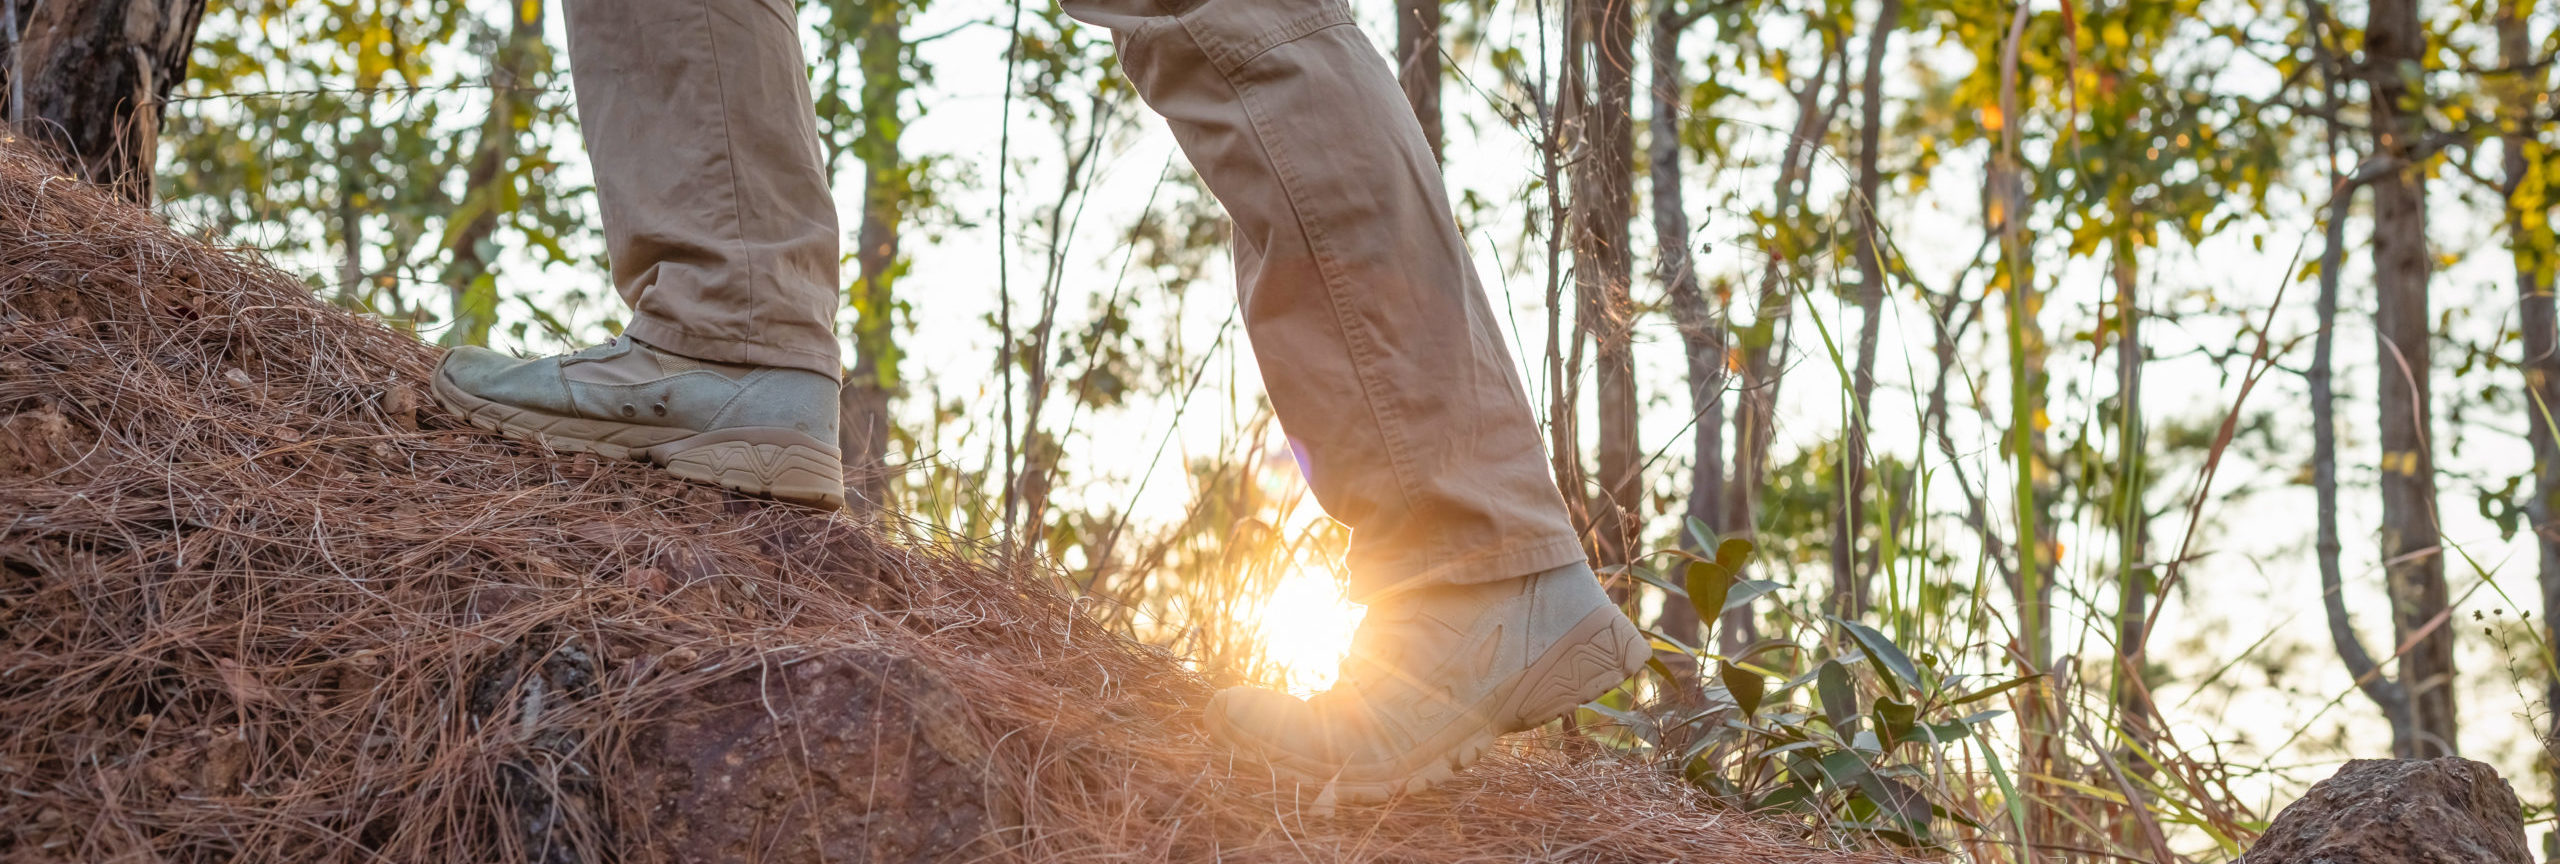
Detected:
left=561, top=0, right=841, bottom=375
left=428, top=0, right=846, bottom=508
left=1061, top=0, right=1580, bottom=601
left=1060, top=0, right=1644, bottom=803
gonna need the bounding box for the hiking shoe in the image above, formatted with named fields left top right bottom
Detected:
left=430, top=336, right=847, bottom=509
left=1206, top=561, right=1648, bottom=806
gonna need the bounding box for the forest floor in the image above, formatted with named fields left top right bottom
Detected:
left=0, top=145, right=1907, bottom=862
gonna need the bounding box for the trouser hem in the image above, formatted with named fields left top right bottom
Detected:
left=1351, top=534, right=1587, bottom=603
left=627, top=315, right=840, bottom=379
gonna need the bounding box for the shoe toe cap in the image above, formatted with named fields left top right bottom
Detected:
left=1207, top=686, right=1339, bottom=760
left=436, top=346, right=573, bottom=413
left=435, top=344, right=517, bottom=387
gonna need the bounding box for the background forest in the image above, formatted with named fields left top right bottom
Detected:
left=7, top=0, right=2557, bottom=858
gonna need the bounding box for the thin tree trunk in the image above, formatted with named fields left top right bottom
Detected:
left=1572, top=0, right=1640, bottom=574
left=1729, top=41, right=1842, bottom=582
left=2493, top=0, right=2558, bottom=777
left=2365, top=0, right=2456, bottom=759
left=335, top=120, right=367, bottom=307
left=1396, top=0, right=1444, bottom=162
left=841, top=1, right=911, bottom=513
left=2110, top=236, right=2155, bottom=768
left=1648, top=1, right=1719, bottom=677
left=1544, top=1, right=1589, bottom=556
left=2, top=0, right=206, bottom=203
left=1993, top=5, right=2061, bottom=850
left=2304, top=0, right=2416, bottom=758
left=1838, top=0, right=1899, bottom=619
left=440, top=0, right=547, bottom=347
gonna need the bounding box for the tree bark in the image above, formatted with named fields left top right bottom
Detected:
left=2492, top=0, right=2556, bottom=782
left=1, top=0, right=205, bottom=203
left=1729, top=42, right=1842, bottom=581
left=439, top=0, right=548, bottom=347
left=1395, top=0, right=1443, bottom=163
left=1571, top=0, right=1640, bottom=572
left=1838, top=0, right=1898, bottom=619
left=2364, top=0, right=2456, bottom=759
left=2304, top=0, right=2416, bottom=759
left=840, top=0, right=911, bottom=513
left=1992, top=5, right=2062, bottom=849
left=1648, top=1, right=1721, bottom=673
left=2111, top=234, right=2157, bottom=771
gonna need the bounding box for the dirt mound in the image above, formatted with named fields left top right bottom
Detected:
left=0, top=144, right=1886, bottom=863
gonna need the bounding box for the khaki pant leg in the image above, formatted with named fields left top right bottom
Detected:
left=1062, top=0, right=1587, bottom=600
left=558, top=0, right=841, bottom=376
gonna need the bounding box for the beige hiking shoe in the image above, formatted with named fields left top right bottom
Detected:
left=431, top=336, right=847, bottom=509
left=1207, top=561, right=1648, bottom=806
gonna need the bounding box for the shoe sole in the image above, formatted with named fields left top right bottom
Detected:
left=430, top=365, right=849, bottom=510
left=1209, top=603, right=1649, bottom=807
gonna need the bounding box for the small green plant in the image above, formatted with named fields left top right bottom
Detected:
left=1588, top=521, right=2029, bottom=847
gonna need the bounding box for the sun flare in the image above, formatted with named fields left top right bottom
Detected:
left=1250, top=566, right=1367, bottom=697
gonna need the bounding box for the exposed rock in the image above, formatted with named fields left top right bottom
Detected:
left=2245, top=757, right=2528, bottom=864
left=631, top=651, right=1000, bottom=863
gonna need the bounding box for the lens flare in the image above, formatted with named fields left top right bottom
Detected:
left=1251, top=566, right=1366, bottom=697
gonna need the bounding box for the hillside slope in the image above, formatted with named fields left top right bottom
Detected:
left=0, top=145, right=1886, bottom=863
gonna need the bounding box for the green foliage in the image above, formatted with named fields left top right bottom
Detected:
left=1609, top=535, right=2021, bottom=848
left=162, top=0, right=592, bottom=344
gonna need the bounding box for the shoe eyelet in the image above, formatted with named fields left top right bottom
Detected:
left=652, top=401, right=667, bottom=417
left=619, top=404, right=636, bottom=418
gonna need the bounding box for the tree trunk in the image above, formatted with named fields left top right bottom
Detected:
left=1993, top=6, right=2062, bottom=849
left=2493, top=0, right=2557, bottom=783
left=439, top=0, right=548, bottom=348
left=2365, top=0, right=2456, bottom=759
left=1729, top=42, right=1841, bottom=586
left=1395, top=0, right=1443, bottom=163
left=1, top=0, right=205, bottom=203
left=840, top=0, right=911, bottom=513
left=2111, top=235, right=2156, bottom=769
left=1571, top=0, right=1640, bottom=573
left=1838, top=0, right=1898, bottom=619
left=2305, top=0, right=2416, bottom=758
left=1648, top=2, right=1720, bottom=676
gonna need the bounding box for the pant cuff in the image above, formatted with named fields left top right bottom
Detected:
left=626, top=316, right=841, bottom=379
left=1348, top=534, right=1588, bottom=603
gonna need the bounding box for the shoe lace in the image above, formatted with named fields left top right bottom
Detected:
left=567, top=337, right=626, bottom=359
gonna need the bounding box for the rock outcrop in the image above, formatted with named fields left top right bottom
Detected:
left=2245, top=757, right=2530, bottom=864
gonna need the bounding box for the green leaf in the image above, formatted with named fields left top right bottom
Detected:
left=1754, top=782, right=1816, bottom=813
left=1721, top=659, right=1765, bottom=718
left=1685, top=516, right=1719, bottom=551
left=1853, top=772, right=1933, bottom=840
left=1815, top=748, right=1872, bottom=787
left=1931, top=802, right=1986, bottom=832
left=1727, top=637, right=1798, bottom=662
left=1873, top=697, right=1919, bottom=749
left=1713, top=537, right=1754, bottom=572
left=1683, top=751, right=1719, bottom=788
left=1629, top=563, right=1688, bottom=597
left=1685, top=560, right=1733, bottom=627
left=1984, top=744, right=2032, bottom=863
left=1835, top=618, right=1923, bottom=698
left=1951, top=673, right=2042, bottom=706
left=1816, top=660, right=1859, bottom=735
left=1722, top=579, right=1782, bottom=613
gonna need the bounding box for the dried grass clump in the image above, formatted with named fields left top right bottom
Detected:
left=0, top=143, right=1893, bottom=864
